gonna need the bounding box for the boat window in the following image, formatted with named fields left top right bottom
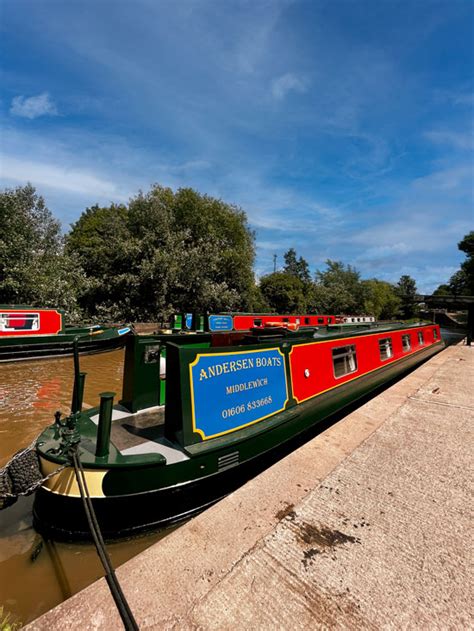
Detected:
left=318, top=317, right=324, bottom=324
left=418, top=331, right=424, bottom=345
left=332, top=345, right=358, bottom=378
left=304, top=317, right=310, bottom=325
left=328, top=318, right=333, bottom=323
left=0, top=312, right=40, bottom=332
left=283, top=318, right=289, bottom=323
left=253, top=319, right=262, bottom=327
left=433, top=329, right=438, bottom=340
left=402, top=334, right=411, bottom=352
left=379, top=337, right=393, bottom=361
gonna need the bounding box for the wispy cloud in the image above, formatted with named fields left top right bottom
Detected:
left=1, top=156, right=125, bottom=199
left=10, top=92, right=58, bottom=119
left=424, top=130, right=474, bottom=151
left=271, top=73, right=309, bottom=100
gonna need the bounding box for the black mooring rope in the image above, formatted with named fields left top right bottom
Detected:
left=72, top=450, right=139, bottom=631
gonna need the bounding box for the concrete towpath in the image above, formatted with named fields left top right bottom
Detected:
left=27, top=343, right=473, bottom=630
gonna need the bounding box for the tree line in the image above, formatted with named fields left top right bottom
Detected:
left=1, top=184, right=472, bottom=323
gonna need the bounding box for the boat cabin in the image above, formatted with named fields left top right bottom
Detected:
left=0, top=307, right=64, bottom=337
left=172, top=313, right=337, bottom=333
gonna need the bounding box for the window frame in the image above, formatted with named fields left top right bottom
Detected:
left=379, top=337, right=393, bottom=361
left=332, top=344, right=358, bottom=379
left=402, top=334, right=411, bottom=353
left=0, top=312, right=40, bottom=332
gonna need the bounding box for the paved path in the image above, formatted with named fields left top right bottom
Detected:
left=27, top=343, right=473, bottom=630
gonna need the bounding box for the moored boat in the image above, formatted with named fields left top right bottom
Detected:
left=172, top=312, right=337, bottom=332
left=29, top=317, right=443, bottom=540
left=0, top=306, right=133, bottom=362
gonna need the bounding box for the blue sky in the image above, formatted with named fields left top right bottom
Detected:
left=1, top=0, right=473, bottom=292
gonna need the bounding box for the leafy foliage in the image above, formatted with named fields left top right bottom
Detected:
left=453, top=231, right=474, bottom=295
left=5, top=184, right=465, bottom=326
left=311, top=260, right=363, bottom=314
left=283, top=248, right=311, bottom=284
left=0, top=184, right=85, bottom=318
left=259, top=272, right=308, bottom=313
left=66, top=185, right=256, bottom=320
left=395, top=275, right=418, bottom=319
left=433, top=231, right=474, bottom=297
left=361, top=279, right=401, bottom=320
left=0, top=605, right=21, bottom=631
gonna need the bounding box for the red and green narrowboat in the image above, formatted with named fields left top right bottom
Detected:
left=173, top=312, right=337, bottom=332
left=0, top=306, right=133, bottom=362
left=31, top=317, right=443, bottom=540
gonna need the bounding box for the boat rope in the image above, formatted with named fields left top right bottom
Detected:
left=71, top=449, right=139, bottom=631
left=0, top=435, right=68, bottom=509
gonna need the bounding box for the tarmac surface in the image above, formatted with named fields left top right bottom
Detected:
left=26, top=342, right=473, bottom=630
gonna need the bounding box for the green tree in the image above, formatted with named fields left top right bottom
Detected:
left=66, top=185, right=256, bottom=320
left=361, top=279, right=401, bottom=320
left=396, top=274, right=418, bottom=319
left=259, top=272, right=307, bottom=313
left=169, top=187, right=255, bottom=313
left=283, top=248, right=311, bottom=284
left=0, top=184, right=84, bottom=318
left=433, top=232, right=474, bottom=297
left=310, top=260, right=363, bottom=314
left=451, top=231, right=474, bottom=295
left=432, top=283, right=451, bottom=296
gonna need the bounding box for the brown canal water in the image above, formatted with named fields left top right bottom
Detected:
left=0, top=350, right=169, bottom=626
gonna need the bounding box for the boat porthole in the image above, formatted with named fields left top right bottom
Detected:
left=304, top=369, right=310, bottom=378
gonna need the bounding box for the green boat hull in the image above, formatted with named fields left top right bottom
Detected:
left=0, top=326, right=131, bottom=362
left=33, top=338, right=442, bottom=540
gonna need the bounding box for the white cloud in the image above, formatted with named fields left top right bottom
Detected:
left=271, top=73, right=308, bottom=100
left=1, top=156, right=124, bottom=199
left=10, top=93, right=58, bottom=119
left=424, top=130, right=474, bottom=151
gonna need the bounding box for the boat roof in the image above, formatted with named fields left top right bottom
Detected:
left=238, top=320, right=434, bottom=345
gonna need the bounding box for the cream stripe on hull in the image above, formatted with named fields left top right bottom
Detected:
left=40, top=456, right=107, bottom=498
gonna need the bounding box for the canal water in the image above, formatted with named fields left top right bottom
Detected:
left=0, top=350, right=169, bottom=626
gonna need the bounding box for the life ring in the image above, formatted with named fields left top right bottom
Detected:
left=264, top=322, right=299, bottom=331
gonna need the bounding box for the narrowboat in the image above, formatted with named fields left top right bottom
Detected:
left=31, top=318, right=443, bottom=540
left=173, top=312, right=337, bottom=332
left=0, top=306, right=133, bottom=362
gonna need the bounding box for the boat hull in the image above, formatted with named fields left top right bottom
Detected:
left=0, top=328, right=131, bottom=362
left=32, top=339, right=443, bottom=540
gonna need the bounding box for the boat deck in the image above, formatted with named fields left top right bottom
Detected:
left=90, top=406, right=189, bottom=462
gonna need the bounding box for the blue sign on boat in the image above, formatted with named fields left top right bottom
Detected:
left=185, top=313, right=193, bottom=329
left=190, top=347, right=288, bottom=440
left=208, top=315, right=234, bottom=332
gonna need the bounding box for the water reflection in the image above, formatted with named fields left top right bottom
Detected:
left=0, top=350, right=167, bottom=625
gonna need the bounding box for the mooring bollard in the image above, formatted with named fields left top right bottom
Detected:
left=96, top=392, right=115, bottom=457
left=71, top=372, right=86, bottom=413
